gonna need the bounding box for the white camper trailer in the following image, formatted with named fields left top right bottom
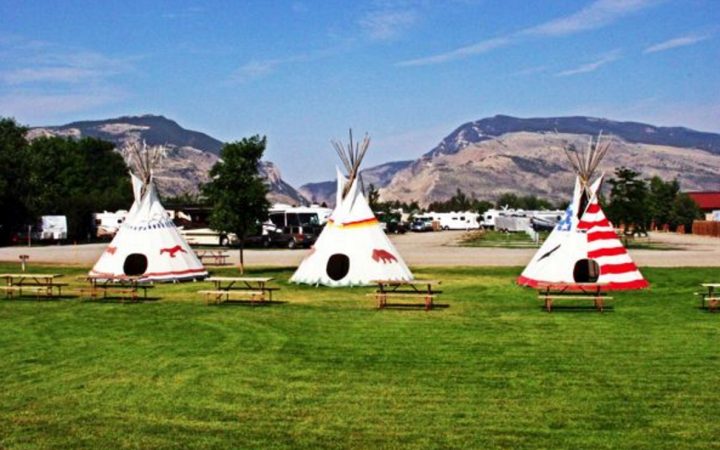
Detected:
left=92, top=210, right=128, bottom=238
left=33, top=216, right=68, bottom=241
left=419, top=212, right=481, bottom=230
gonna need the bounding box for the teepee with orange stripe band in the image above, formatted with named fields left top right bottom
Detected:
left=291, top=130, right=413, bottom=286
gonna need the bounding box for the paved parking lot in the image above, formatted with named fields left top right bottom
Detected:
left=1, top=230, right=718, bottom=268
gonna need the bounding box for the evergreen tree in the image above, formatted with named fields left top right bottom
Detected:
left=606, top=167, right=650, bottom=233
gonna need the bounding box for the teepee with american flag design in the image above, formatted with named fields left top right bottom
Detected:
left=517, top=133, right=648, bottom=290
left=291, top=130, right=413, bottom=286
left=90, top=141, right=207, bottom=282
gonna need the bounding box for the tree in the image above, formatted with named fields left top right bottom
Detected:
left=26, top=136, right=131, bottom=241
left=496, top=193, right=520, bottom=209
left=367, top=183, right=381, bottom=211
left=606, top=167, right=650, bottom=233
left=647, top=176, right=680, bottom=228
left=670, top=193, right=702, bottom=231
left=0, top=118, right=31, bottom=244
left=202, top=136, right=270, bottom=273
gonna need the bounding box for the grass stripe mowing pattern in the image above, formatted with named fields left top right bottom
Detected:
left=0, top=263, right=718, bottom=449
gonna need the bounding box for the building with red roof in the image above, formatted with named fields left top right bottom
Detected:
left=686, top=192, right=720, bottom=212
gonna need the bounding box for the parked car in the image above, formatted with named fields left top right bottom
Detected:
left=410, top=219, right=433, bottom=232
left=385, top=220, right=408, bottom=234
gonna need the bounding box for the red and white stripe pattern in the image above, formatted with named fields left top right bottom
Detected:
left=577, top=199, right=648, bottom=290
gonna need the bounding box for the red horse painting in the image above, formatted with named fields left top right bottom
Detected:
left=372, top=249, right=397, bottom=264
left=160, top=245, right=187, bottom=258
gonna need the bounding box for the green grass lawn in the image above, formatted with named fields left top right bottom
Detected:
left=458, top=230, right=548, bottom=248
left=1, top=263, right=719, bottom=449
left=458, top=230, right=681, bottom=251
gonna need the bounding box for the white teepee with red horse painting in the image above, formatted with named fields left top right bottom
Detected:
left=291, top=131, right=413, bottom=286
left=90, top=142, right=208, bottom=282
left=518, top=134, right=648, bottom=291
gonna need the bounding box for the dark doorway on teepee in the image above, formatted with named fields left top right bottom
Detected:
left=573, top=258, right=600, bottom=283
left=124, top=253, right=148, bottom=276
left=326, top=254, right=350, bottom=281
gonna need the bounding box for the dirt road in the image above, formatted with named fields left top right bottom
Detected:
left=0, top=231, right=718, bottom=268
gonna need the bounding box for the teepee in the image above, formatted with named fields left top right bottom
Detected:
left=291, top=131, right=413, bottom=286
left=90, top=141, right=208, bottom=282
left=517, top=133, right=648, bottom=290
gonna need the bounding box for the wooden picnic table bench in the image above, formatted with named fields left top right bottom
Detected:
left=697, top=283, right=720, bottom=312
left=195, top=250, right=231, bottom=266
left=200, top=277, right=278, bottom=305
left=76, top=276, right=154, bottom=303
left=0, top=273, right=66, bottom=299
left=370, top=279, right=442, bottom=311
left=536, top=282, right=612, bottom=312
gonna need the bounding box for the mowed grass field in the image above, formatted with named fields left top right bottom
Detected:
left=0, top=263, right=718, bottom=449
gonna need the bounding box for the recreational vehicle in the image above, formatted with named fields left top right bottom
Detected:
left=92, top=210, right=128, bottom=238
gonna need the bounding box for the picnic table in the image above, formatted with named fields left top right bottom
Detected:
left=536, top=282, right=611, bottom=312
left=0, top=273, right=66, bottom=299
left=195, top=250, right=230, bottom=266
left=199, top=276, right=278, bottom=305
left=698, top=283, right=720, bottom=312
left=76, top=276, right=154, bottom=303
left=371, top=279, right=442, bottom=311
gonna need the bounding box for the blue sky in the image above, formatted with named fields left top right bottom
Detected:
left=1, top=0, right=718, bottom=185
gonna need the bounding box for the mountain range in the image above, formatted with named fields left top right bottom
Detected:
left=302, top=115, right=720, bottom=206
left=28, top=114, right=720, bottom=208
left=27, top=115, right=307, bottom=205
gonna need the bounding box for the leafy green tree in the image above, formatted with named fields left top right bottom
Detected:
left=494, top=193, right=553, bottom=211
left=670, top=193, right=702, bottom=231
left=496, top=193, right=520, bottom=209
left=367, top=183, right=381, bottom=211
left=202, top=136, right=270, bottom=273
left=474, top=200, right=494, bottom=215
left=606, top=167, right=650, bottom=233
left=647, top=176, right=680, bottom=228
left=0, top=118, right=31, bottom=244
left=26, top=136, right=132, bottom=241
left=163, top=191, right=205, bottom=208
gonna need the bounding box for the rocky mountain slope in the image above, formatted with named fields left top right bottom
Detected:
left=302, top=115, right=720, bottom=207
left=299, top=160, right=412, bottom=206
left=28, top=115, right=307, bottom=205
left=381, top=131, right=720, bottom=206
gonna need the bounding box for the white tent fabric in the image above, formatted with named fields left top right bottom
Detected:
left=90, top=173, right=207, bottom=282
left=290, top=169, right=413, bottom=286
left=518, top=176, right=648, bottom=290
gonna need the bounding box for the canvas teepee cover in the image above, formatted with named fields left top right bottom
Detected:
left=291, top=132, right=413, bottom=286
left=90, top=143, right=207, bottom=282
left=517, top=135, right=648, bottom=290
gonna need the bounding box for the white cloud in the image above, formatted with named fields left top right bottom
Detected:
left=397, top=37, right=510, bottom=67
left=397, top=0, right=659, bottom=67
left=555, top=50, right=621, bottom=76
left=359, top=9, right=418, bottom=41
left=1, top=67, right=103, bottom=85
left=522, top=0, right=660, bottom=37
left=0, top=37, right=136, bottom=121
left=0, top=89, right=125, bottom=123
left=162, top=6, right=204, bottom=20
left=511, top=65, right=550, bottom=77
left=0, top=38, right=138, bottom=86
left=643, top=33, right=711, bottom=54
left=229, top=46, right=344, bottom=84
left=231, top=59, right=284, bottom=83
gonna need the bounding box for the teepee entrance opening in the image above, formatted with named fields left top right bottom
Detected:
left=123, top=253, right=148, bottom=276
left=573, top=258, right=599, bottom=283
left=326, top=253, right=350, bottom=281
